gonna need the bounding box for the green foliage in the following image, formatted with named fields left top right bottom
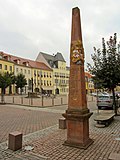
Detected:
left=15, top=73, right=27, bottom=93
left=87, top=33, right=120, bottom=115
left=87, top=33, right=120, bottom=90
left=0, top=72, right=15, bottom=103
left=0, top=72, right=15, bottom=91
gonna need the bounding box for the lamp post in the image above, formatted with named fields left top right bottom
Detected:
left=40, top=71, right=42, bottom=95
left=31, top=78, right=33, bottom=92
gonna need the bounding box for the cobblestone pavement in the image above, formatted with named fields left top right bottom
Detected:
left=0, top=104, right=62, bottom=143
left=25, top=115, right=120, bottom=160
left=1, top=101, right=120, bottom=159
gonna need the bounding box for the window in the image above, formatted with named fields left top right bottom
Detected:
left=44, top=80, right=46, bottom=86
left=37, top=71, right=40, bottom=77
left=21, top=69, right=23, bottom=73
left=40, top=71, right=42, bottom=77
left=41, top=80, right=43, bottom=85
left=34, top=70, right=36, bottom=76
left=10, top=66, right=12, bottom=71
left=28, top=70, right=30, bottom=74
left=16, top=68, right=18, bottom=72
left=34, top=79, right=36, bottom=85
left=4, top=65, right=7, bottom=70
left=0, top=64, right=2, bottom=69
left=44, top=72, right=46, bottom=77
left=55, top=79, right=58, bottom=84
left=24, top=69, right=26, bottom=74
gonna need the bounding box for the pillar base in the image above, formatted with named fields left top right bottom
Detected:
left=63, top=109, right=93, bottom=149
left=63, top=138, right=93, bottom=149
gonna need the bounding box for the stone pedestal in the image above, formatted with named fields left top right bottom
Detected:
left=63, top=109, right=93, bottom=149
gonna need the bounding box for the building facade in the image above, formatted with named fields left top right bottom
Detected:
left=36, top=52, right=70, bottom=95
left=0, top=51, right=53, bottom=95
left=85, top=72, right=94, bottom=94
left=0, top=52, right=14, bottom=94
left=0, top=51, right=94, bottom=95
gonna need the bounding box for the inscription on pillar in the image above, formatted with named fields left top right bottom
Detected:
left=70, top=69, right=79, bottom=100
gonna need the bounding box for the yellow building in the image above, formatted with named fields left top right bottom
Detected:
left=36, top=52, right=69, bottom=95
left=0, top=51, right=94, bottom=96
left=0, top=52, right=14, bottom=94
left=29, top=60, right=53, bottom=94
left=0, top=51, right=53, bottom=95
left=85, top=72, right=94, bottom=94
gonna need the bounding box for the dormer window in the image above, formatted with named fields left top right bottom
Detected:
left=0, top=52, right=3, bottom=59
left=14, top=59, right=20, bottom=64
left=53, top=64, right=56, bottom=68
left=23, top=61, right=29, bottom=66
left=3, top=55, right=11, bottom=61
left=17, top=59, right=20, bottom=64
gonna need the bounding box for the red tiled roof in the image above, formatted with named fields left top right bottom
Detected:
left=85, top=72, right=92, bottom=78
left=0, top=51, right=52, bottom=71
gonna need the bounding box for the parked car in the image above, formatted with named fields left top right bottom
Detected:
left=97, top=94, right=120, bottom=110
left=91, top=92, right=97, bottom=96
left=102, top=92, right=109, bottom=96
left=91, top=92, right=103, bottom=97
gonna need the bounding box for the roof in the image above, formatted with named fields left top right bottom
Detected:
left=85, top=72, right=92, bottom=78
left=0, top=51, right=52, bottom=71
left=40, top=52, right=66, bottom=62
left=66, top=66, right=70, bottom=70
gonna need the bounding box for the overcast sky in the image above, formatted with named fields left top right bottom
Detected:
left=0, top=0, right=120, bottom=67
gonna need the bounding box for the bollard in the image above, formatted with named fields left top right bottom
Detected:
left=52, top=97, right=54, bottom=106
left=59, top=118, right=66, bottom=129
left=31, top=98, right=33, bottom=106
left=8, top=131, right=22, bottom=151
left=21, top=97, right=23, bottom=104
left=13, top=97, right=14, bottom=104
left=61, top=97, right=63, bottom=105
left=42, top=96, right=43, bottom=106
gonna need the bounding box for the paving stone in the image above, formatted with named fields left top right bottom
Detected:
left=8, top=153, right=48, bottom=160
left=0, top=103, right=120, bottom=159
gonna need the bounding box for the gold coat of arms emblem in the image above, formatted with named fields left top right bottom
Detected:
left=71, top=40, right=84, bottom=64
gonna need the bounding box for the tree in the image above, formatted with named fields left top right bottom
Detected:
left=0, top=72, right=15, bottom=103
left=15, top=73, right=27, bottom=94
left=87, top=33, right=120, bottom=115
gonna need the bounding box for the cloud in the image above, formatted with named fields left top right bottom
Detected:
left=0, top=0, right=120, bottom=67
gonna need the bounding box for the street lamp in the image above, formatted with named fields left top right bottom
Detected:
left=31, top=78, right=33, bottom=92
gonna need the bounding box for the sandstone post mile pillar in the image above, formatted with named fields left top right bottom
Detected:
left=63, top=7, right=93, bottom=149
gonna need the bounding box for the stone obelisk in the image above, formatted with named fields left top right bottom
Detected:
left=63, top=7, right=93, bottom=149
